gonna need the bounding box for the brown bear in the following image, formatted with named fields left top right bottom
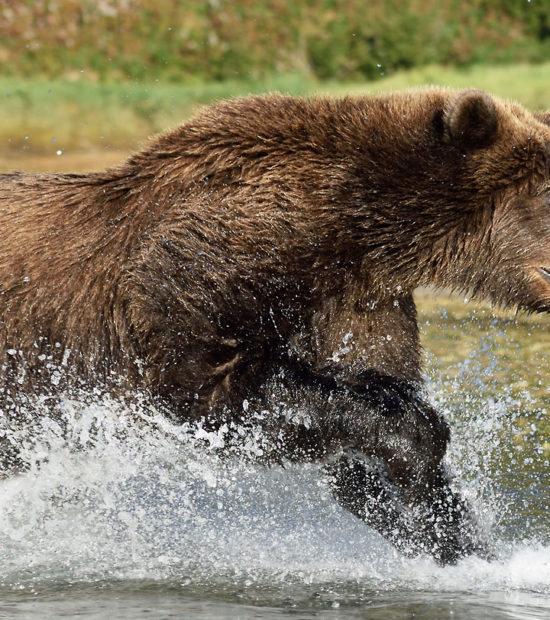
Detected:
left=1, top=88, right=549, bottom=564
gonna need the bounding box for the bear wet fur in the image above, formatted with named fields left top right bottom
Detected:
left=1, top=88, right=550, bottom=563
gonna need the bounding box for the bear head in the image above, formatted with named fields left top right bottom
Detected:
left=401, top=89, right=550, bottom=314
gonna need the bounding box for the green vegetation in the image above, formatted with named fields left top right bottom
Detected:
left=1, top=61, right=549, bottom=156
left=2, top=1, right=548, bottom=155
left=0, top=73, right=317, bottom=154
left=1, top=1, right=549, bottom=83
left=321, top=61, right=550, bottom=106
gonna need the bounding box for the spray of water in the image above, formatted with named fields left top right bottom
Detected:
left=0, top=347, right=549, bottom=602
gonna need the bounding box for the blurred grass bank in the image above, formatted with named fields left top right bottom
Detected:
left=1, top=61, right=549, bottom=171
left=2, top=1, right=548, bottom=83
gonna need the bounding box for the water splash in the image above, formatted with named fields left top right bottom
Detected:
left=0, top=359, right=549, bottom=606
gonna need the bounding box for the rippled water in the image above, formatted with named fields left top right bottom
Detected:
left=1, top=313, right=549, bottom=619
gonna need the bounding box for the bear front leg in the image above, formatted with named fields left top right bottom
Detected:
left=279, top=292, right=491, bottom=563
left=274, top=364, right=491, bottom=564
left=325, top=453, right=419, bottom=555
left=326, top=454, right=492, bottom=564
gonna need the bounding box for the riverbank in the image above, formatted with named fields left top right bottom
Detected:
left=1, top=61, right=549, bottom=161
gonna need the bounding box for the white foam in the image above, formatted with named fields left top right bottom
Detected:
left=0, top=392, right=548, bottom=597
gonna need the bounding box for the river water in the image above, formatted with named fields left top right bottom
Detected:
left=0, top=302, right=549, bottom=619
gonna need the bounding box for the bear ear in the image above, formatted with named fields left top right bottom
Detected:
left=534, top=111, right=550, bottom=127
left=443, top=90, right=499, bottom=150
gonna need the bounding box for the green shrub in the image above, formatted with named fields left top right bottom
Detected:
left=0, top=0, right=548, bottom=82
